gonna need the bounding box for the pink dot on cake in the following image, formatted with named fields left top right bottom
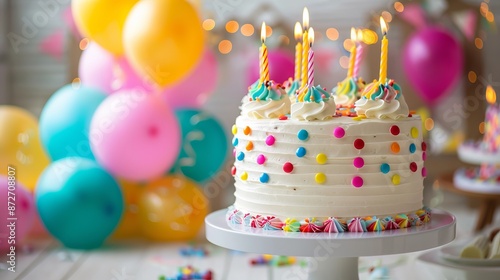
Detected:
left=265, top=135, right=276, bottom=146
left=333, top=127, right=345, bottom=138
left=256, top=154, right=266, bottom=165
left=422, top=152, right=427, bottom=161
left=353, top=157, right=364, bottom=168
left=422, top=167, right=427, bottom=177
left=352, top=176, right=363, bottom=188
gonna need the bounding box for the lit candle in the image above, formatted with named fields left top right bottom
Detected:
left=308, top=27, right=315, bottom=86
left=353, top=29, right=364, bottom=78
left=300, top=7, right=310, bottom=89
left=294, top=22, right=302, bottom=81
left=259, top=22, right=269, bottom=83
left=379, top=17, right=388, bottom=83
left=347, top=27, right=357, bottom=78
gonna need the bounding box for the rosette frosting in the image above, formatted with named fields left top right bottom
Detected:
left=332, top=77, right=365, bottom=107
left=284, top=78, right=300, bottom=103
left=323, top=217, right=346, bottom=233
left=241, top=81, right=291, bottom=119
left=354, top=79, right=409, bottom=120
left=291, top=85, right=336, bottom=121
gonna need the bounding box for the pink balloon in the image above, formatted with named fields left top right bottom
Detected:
left=79, top=43, right=154, bottom=94
left=90, top=90, right=181, bottom=181
left=247, top=49, right=295, bottom=86
left=0, top=176, right=35, bottom=252
left=403, top=26, right=463, bottom=106
left=163, top=49, right=218, bottom=109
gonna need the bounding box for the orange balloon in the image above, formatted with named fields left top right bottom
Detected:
left=138, top=175, right=208, bottom=241
left=123, top=0, right=204, bottom=86
left=0, top=106, right=50, bottom=190
left=112, top=180, right=145, bottom=239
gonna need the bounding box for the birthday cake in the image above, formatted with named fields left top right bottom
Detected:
left=227, top=16, right=430, bottom=233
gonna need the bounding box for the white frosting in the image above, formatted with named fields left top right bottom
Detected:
left=334, top=94, right=357, bottom=107
left=231, top=116, right=425, bottom=219
left=354, top=94, right=409, bottom=120
left=290, top=99, right=336, bottom=121
left=240, top=97, right=291, bottom=119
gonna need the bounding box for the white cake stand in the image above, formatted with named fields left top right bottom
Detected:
left=206, top=209, right=455, bottom=280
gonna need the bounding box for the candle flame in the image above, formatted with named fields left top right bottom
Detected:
left=357, top=29, right=364, bottom=42
left=303, top=7, right=309, bottom=30
left=380, top=16, right=388, bottom=35
left=486, top=85, right=496, bottom=104
left=261, top=22, right=266, bottom=43
left=308, top=27, right=314, bottom=46
left=294, top=22, right=303, bottom=41
left=350, top=27, right=357, bottom=42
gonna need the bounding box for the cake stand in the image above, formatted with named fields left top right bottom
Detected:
left=206, top=209, right=456, bottom=280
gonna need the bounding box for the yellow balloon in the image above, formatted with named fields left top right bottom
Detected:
left=123, top=0, right=204, bottom=87
left=138, top=175, right=208, bottom=241
left=112, top=180, right=145, bottom=239
left=0, top=106, right=50, bottom=191
left=72, top=0, right=138, bottom=55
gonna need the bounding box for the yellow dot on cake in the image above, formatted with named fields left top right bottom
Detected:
left=392, top=174, right=401, bottom=185
left=316, top=153, right=327, bottom=164
left=315, top=173, right=326, bottom=184
left=232, top=124, right=238, bottom=135
left=240, top=172, right=248, bottom=181
left=411, top=127, right=419, bottom=138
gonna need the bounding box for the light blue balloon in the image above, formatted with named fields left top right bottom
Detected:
left=35, top=157, right=123, bottom=249
left=171, top=109, right=228, bottom=183
left=39, top=85, right=107, bottom=161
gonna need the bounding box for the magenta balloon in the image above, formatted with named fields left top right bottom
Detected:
left=163, top=49, right=218, bottom=109
left=403, top=26, right=463, bottom=105
left=247, top=49, right=295, bottom=86
left=79, top=43, right=154, bottom=94
left=0, top=176, right=35, bottom=252
left=90, top=90, right=181, bottom=181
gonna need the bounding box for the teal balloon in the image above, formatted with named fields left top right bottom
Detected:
left=39, top=85, right=107, bottom=161
left=171, top=109, right=228, bottom=183
left=35, top=157, right=123, bottom=249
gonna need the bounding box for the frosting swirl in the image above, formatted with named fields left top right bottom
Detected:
left=332, top=77, right=365, bottom=107
left=354, top=79, right=409, bottom=120
left=291, top=85, right=336, bottom=121
left=284, top=78, right=300, bottom=103
left=241, top=81, right=291, bottom=119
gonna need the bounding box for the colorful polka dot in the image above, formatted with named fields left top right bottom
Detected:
left=411, top=127, right=419, bottom=138
left=315, top=173, right=326, bottom=184
left=283, top=162, right=294, bottom=173
left=316, top=153, right=327, bottom=164
left=240, top=172, right=248, bottom=181
left=246, top=141, right=254, bottom=151
left=298, top=129, right=309, bottom=141
left=391, top=142, right=400, bottom=153
left=256, top=154, right=266, bottom=165
left=244, top=126, right=251, bottom=135
left=422, top=142, right=427, bottom=151
left=260, top=173, right=269, bottom=183
left=354, top=139, right=365, bottom=150
left=237, top=151, right=245, bottom=161
left=231, top=166, right=236, bottom=175
left=352, top=176, right=363, bottom=188
left=392, top=174, right=401, bottom=185
left=409, top=143, right=416, bottom=153
left=353, top=157, right=364, bottom=168
left=296, top=147, right=306, bottom=157
left=380, top=163, right=390, bottom=174
left=421, top=152, right=426, bottom=161
left=231, top=124, right=237, bottom=135
left=279, top=115, right=288, bottom=120
left=422, top=167, right=427, bottom=177
left=333, top=127, right=345, bottom=138
left=265, top=135, right=276, bottom=146
left=390, top=125, right=400, bottom=136
left=232, top=137, right=238, bottom=146
left=410, top=162, right=417, bottom=172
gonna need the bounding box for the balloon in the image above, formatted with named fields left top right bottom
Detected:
left=72, top=0, right=138, bottom=55
left=35, top=158, right=123, bottom=249
left=123, top=0, right=204, bottom=87
left=402, top=26, right=463, bottom=106
left=247, top=49, right=294, bottom=86
left=171, top=109, right=228, bottom=183
left=39, top=85, right=107, bottom=161
left=138, top=175, right=208, bottom=241
left=79, top=43, right=154, bottom=95
left=90, top=90, right=181, bottom=181
left=0, top=106, right=50, bottom=190
left=111, top=180, right=144, bottom=239
left=163, top=48, right=218, bottom=109
left=0, top=176, right=35, bottom=252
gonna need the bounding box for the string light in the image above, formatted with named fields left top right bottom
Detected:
left=202, top=19, right=215, bottom=31
left=326, top=28, right=339, bottom=41
left=394, top=2, right=404, bottom=13
left=468, top=71, right=477, bottom=83
left=241, top=24, right=254, bottom=36
left=225, top=21, right=239, bottom=33
left=218, top=39, right=232, bottom=54
left=475, top=37, right=484, bottom=49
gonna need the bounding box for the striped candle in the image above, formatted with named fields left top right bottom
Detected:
left=307, top=27, right=315, bottom=86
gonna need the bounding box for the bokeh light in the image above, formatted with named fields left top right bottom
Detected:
left=225, top=20, right=239, bottom=33
left=326, top=28, right=339, bottom=41
left=381, top=11, right=393, bottom=23
left=343, top=39, right=354, bottom=51
left=339, top=56, right=349, bottom=69
left=394, top=2, right=404, bottom=13
left=266, top=25, right=273, bottom=37
left=424, top=118, right=435, bottom=131
left=479, top=122, right=485, bottom=134
left=468, top=71, right=477, bottom=83
left=79, top=38, right=90, bottom=50
left=241, top=24, right=254, bottom=36
left=361, top=29, right=378, bottom=44
left=475, top=37, right=483, bottom=49
left=202, top=19, right=215, bottom=31
left=218, top=40, right=232, bottom=54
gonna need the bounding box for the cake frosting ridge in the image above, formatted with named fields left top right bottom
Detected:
left=355, top=79, right=409, bottom=120
left=241, top=80, right=291, bottom=119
